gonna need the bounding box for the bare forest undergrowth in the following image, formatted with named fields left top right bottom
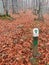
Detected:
left=0, top=11, right=49, bottom=65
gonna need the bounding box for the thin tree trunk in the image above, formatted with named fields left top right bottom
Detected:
left=2, top=0, right=6, bottom=14
left=12, top=0, right=15, bottom=13
left=38, top=0, right=44, bottom=21
left=5, top=0, right=8, bottom=15
left=12, top=0, right=18, bottom=14
left=2, top=0, right=8, bottom=15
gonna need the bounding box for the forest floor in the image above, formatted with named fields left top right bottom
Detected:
left=0, top=10, right=49, bottom=65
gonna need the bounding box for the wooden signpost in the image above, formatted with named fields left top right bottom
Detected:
left=33, top=28, right=39, bottom=57
left=30, top=28, right=39, bottom=65
left=33, top=28, right=39, bottom=46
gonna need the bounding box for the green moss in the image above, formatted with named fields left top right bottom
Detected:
left=0, top=14, right=10, bottom=17
left=0, top=14, right=13, bottom=20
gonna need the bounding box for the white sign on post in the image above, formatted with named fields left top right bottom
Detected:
left=33, top=28, right=39, bottom=37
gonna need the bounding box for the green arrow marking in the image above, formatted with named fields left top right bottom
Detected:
left=35, top=30, right=37, bottom=33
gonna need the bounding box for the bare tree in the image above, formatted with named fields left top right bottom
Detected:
left=12, top=0, right=15, bottom=13
left=33, top=0, right=44, bottom=21
left=2, top=0, right=8, bottom=15
left=37, top=0, right=44, bottom=21
left=5, top=0, right=8, bottom=15
left=1, top=0, right=49, bottom=15
left=12, top=0, right=18, bottom=14
left=2, top=0, right=5, bottom=10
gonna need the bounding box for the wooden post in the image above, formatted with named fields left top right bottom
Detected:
left=33, top=28, right=39, bottom=57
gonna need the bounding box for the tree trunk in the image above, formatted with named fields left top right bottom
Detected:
left=5, top=0, right=8, bottom=16
left=38, top=0, right=44, bottom=21
left=12, top=0, right=15, bottom=13
left=2, top=0, right=8, bottom=15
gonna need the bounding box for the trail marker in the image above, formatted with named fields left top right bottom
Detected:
left=33, top=28, right=39, bottom=37
left=33, top=28, right=39, bottom=56
left=30, top=28, right=39, bottom=64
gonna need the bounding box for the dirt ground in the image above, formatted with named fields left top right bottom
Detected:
left=0, top=10, right=49, bottom=65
